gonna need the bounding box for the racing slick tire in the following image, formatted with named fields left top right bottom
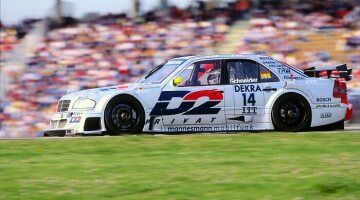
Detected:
left=104, top=95, right=145, bottom=135
left=272, top=93, right=311, bottom=132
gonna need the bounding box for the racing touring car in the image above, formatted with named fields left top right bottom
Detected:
left=44, top=54, right=352, bottom=136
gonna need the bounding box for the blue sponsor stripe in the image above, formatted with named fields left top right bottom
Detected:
left=158, top=91, right=189, bottom=101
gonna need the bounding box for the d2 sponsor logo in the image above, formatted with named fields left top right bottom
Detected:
left=69, top=117, right=81, bottom=123
left=150, top=90, right=223, bottom=116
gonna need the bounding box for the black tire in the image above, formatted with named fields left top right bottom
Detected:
left=272, top=93, right=311, bottom=132
left=104, top=95, right=145, bottom=135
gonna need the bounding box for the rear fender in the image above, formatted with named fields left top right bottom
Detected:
left=266, top=87, right=312, bottom=110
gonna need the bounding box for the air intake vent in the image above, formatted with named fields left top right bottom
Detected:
left=57, top=100, right=71, bottom=112
left=84, top=117, right=101, bottom=131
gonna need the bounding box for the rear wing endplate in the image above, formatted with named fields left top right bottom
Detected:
left=303, top=64, right=352, bottom=81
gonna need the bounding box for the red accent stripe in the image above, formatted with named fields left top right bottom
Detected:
left=117, top=85, right=128, bottom=89
left=183, top=90, right=223, bottom=101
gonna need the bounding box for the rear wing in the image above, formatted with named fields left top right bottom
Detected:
left=303, top=64, right=352, bottom=81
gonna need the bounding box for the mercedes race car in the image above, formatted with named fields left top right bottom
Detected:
left=44, top=54, right=352, bottom=136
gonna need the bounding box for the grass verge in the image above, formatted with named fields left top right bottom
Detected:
left=0, top=132, right=359, bottom=200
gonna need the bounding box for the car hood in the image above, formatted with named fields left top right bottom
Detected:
left=60, top=82, right=159, bottom=101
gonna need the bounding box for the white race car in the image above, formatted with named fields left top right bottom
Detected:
left=44, top=54, right=352, bottom=136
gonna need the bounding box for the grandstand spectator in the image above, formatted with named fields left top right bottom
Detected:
left=0, top=6, right=230, bottom=137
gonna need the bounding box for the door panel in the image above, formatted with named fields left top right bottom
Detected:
left=158, top=59, right=226, bottom=126
left=159, top=85, right=226, bottom=126
left=225, top=84, right=265, bottom=123
left=223, top=59, right=267, bottom=124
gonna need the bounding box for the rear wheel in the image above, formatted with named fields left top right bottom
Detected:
left=272, top=94, right=311, bottom=132
left=104, top=96, right=145, bottom=135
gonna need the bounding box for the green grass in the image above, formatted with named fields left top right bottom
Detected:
left=0, top=132, right=360, bottom=200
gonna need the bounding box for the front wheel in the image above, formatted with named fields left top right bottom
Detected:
left=272, top=94, right=311, bottom=132
left=104, top=96, right=145, bottom=135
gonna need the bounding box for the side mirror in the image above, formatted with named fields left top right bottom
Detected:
left=173, top=77, right=182, bottom=86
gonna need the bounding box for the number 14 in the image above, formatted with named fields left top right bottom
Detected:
left=242, top=93, right=256, bottom=106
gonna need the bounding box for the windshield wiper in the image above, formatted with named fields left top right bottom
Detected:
left=144, top=62, right=165, bottom=80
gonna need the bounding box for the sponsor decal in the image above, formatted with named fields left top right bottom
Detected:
left=167, top=124, right=254, bottom=132
left=260, top=71, right=271, bottom=79
left=283, top=75, right=304, bottom=80
left=234, top=85, right=259, bottom=107
left=316, top=97, right=331, bottom=102
left=320, top=112, right=332, bottom=118
left=230, top=78, right=258, bottom=84
left=150, top=90, right=223, bottom=116
left=234, top=85, right=262, bottom=93
left=100, top=87, right=117, bottom=91
left=117, top=85, right=128, bottom=89
left=242, top=106, right=257, bottom=114
left=262, top=61, right=276, bottom=65
left=145, top=118, right=161, bottom=125
left=315, top=104, right=341, bottom=108
left=149, top=117, right=218, bottom=125
left=259, top=57, right=273, bottom=60
left=268, top=64, right=285, bottom=68
left=101, top=85, right=128, bottom=91
left=277, top=68, right=291, bottom=74
left=71, top=112, right=83, bottom=116
left=69, top=116, right=81, bottom=123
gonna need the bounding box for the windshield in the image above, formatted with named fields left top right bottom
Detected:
left=140, top=59, right=186, bottom=84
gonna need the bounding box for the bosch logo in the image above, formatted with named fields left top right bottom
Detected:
left=316, top=97, right=331, bottom=102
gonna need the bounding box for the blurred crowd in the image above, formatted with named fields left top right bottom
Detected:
left=0, top=4, right=230, bottom=137
left=0, top=26, right=18, bottom=63
left=233, top=0, right=360, bottom=123
left=235, top=1, right=360, bottom=86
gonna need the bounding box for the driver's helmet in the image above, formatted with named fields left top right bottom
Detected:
left=207, top=71, right=220, bottom=85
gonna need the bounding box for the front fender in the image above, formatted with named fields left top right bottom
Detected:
left=95, top=90, right=138, bottom=112
left=96, top=87, right=162, bottom=116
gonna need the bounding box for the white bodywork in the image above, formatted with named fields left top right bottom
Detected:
left=45, top=54, right=347, bottom=135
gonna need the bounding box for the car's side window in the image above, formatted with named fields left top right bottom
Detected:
left=226, top=59, right=279, bottom=84
left=177, top=64, right=194, bottom=87
left=227, top=60, right=259, bottom=84
left=259, top=65, right=279, bottom=82
left=178, top=60, right=221, bottom=86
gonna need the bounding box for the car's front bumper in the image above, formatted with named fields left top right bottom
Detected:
left=43, top=129, right=75, bottom=137
left=44, top=111, right=106, bottom=136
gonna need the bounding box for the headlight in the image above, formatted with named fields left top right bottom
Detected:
left=72, top=98, right=96, bottom=109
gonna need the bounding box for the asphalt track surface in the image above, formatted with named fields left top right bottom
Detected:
left=1, top=125, right=359, bottom=140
